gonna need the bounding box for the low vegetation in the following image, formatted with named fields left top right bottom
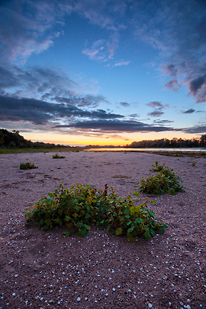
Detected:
left=20, top=162, right=38, bottom=170
left=138, top=161, right=184, bottom=195
left=25, top=183, right=167, bottom=242
left=52, top=153, right=66, bottom=159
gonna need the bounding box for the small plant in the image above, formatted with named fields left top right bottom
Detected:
left=25, top=183, right=167, bottom=241
left=139, top=161, right=184, bottom=195
left=192, top=161, right=196, bottom=166
left=52, top=153, right=65, bottom=159
left=150, top=161, right=165, bottom=172
left=20, top=162, right=38, bottom=170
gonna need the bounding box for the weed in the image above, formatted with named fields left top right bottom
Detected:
left=20, top=162, right=38, bottom=170
left=192, top=161, right=196, bottom=166
left=150, top=161, right=165, bottom=172
left=25, top=183, right=167, bottom=241
left=52, top=153, right=65, bottom=159
left=139, top=161, right=184, bottom=195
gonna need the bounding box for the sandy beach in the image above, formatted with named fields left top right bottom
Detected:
left=0, top=151, right=205, bottom=309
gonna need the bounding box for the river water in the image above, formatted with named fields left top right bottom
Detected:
left=85, top=147, right=206, bottom=152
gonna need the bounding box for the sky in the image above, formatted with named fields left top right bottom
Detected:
left=0, top=0, right=206, bottom=146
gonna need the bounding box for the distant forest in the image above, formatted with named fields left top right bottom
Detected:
left=0, top=129, right=69, bottom=149
left=125, top=135, right=206, bottom=148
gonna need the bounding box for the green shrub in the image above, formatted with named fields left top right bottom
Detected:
left=139, top=161, right=184, bottom=195
left=25, top=183, right=167, bottom=241
left=52, top=153, right=65, bottom=159
left=20, top=162, right=38, bottom=170
left=150, top=161, right=166, bottom=172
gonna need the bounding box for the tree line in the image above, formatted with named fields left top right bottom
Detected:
left=0, top=129, right=69, bottom=149
left=125, top=135, right=206, bottom=148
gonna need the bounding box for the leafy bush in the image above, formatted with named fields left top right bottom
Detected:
left=150, top=161, right=166, bottom=172
left=139, top=161, right=184, bottom=195
left=25, top=183, right=167, bottom=241
left=20, top=162, right=38, bottom=170
left=52, top=153, right=65, bottom=159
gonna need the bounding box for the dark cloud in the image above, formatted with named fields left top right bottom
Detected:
left=120, top=102, right=130, bottom=107
left=184, top=125, right=206, bottom=134
left=182, top=109, right=195, bottom=114
left=56, top=119, right=178, bottom=133
left=164, top=80, right=181, bottom=92
left=0, top=66, right=20, bottom=89
left=147, top=101, right=168, bottom=117
left=162, top=64, right=177, bottom=77
left=147, top=101, right=164, bottom=108
left=129, top=113, right=139, bottom=117
left=54, top=94, right=108, bottom=108
left=153, top=119, right=174, bottom=124
left=0, top=94, right=124, bottom=125
left=148, top=111, right=164, bottom=117
left=189, top=74, right=206, bottom=96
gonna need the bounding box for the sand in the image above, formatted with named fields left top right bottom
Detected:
left=0, top=151, right=205, bottom=308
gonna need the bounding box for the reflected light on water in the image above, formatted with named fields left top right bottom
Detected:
left=85, top=148, right=206, bottom=152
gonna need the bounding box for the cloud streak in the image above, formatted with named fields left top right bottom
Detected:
left=56, top=119, right=179, bottom=133
left=148, top=111, right=164, bottom=117
left=182, top=109, right=195, bottom=114
left=114, top=60, right=130, bottom=67
left=147, top=102, right=166, bottom=108
left=184, top=125, right=206, bottom=134
left=147, top=101, right=168, bottom=117
left=120, top=102, right=130, bottom=107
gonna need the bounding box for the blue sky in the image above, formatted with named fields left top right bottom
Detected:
left=0, top=0, right=206, bottom=146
